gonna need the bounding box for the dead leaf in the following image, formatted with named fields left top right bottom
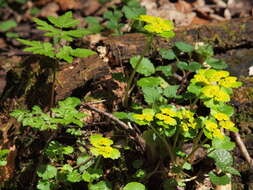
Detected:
left=0, top=38, right=7, bottom=49
left=39, top=2, right=60, bottom=17
left=55, top=0, right=81, bottom=10
left=82, top=0, right=101, bottom=16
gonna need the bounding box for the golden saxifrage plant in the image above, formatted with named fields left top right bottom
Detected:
left=116, top=14, right=243, bottom=188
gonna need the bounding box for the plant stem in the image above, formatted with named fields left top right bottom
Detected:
left=182, top=130, right=208, bottom=167
left=122, top=34, right=154, bottom=107
left=50, top=66, right=56, bottom=112
left=173, top=128, right=180, bottom=151
left=149, top=125, right=175, bottom=162
left=94, top=155, right=102, bottom=169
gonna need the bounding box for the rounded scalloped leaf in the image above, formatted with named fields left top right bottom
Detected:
left=123, top=182, right=146, bottom=190
left=130, top=56, right=155, bottom=76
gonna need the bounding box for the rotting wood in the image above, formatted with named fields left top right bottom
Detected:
left=55, top=55, right=109, bottom=101
left=104, top=16, right=253, bottom=65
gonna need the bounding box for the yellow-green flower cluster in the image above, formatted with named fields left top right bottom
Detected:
left=132, top=109, right=154, bottom=125
left=204, top=120, right=224, bottom=139
left=138, top=15, right=175, bottom=38
left=178, top=109, right=197, bottom=132
left=213, top=112, right=238, bottom=132
left=90, top=134, right=120, bottom=159
left=132, top=113, right=154, bottom=122
left=204, top=112, right=238, bottom=139
left=155, top=108, right=178, bottom=126
left=191, top=69, right=242, bottom=102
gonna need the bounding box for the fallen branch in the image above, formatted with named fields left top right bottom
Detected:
left=232, top=132, right=253, bottom=169
left=82, top=103, right=146, bottom=152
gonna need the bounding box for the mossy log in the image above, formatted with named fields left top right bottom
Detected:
left=104, top=16, right=253, bottom=65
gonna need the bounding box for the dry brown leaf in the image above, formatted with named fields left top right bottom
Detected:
left=0, top=38, right=7, bottom=49
left=140, top=0, right=196, bottom=26
left=82, top=0, right=101, bottom=16
left=55, top=0, right=81, bottom=10
left=175, top=0, right=193, bottom=13
left=191, top=16, right=210, bottom=25
left=39, top=2, right=60, bottom=17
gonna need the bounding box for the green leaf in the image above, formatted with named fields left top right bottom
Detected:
left=82, top=168, right=103, bottom=182
left=88, top=180, right=112, bottom=190
left=195, top=43, right=214, bottom=57
left=209, top=172, right=231, bottom=185
left=6, top=32, right=19, bottom=38
left=113, top=112, right=129, bottom=120
left=223, top=166, right=240, bottom=176
left=175, top=42, right=194, bottom=53
left=130, top=56, right=155, bottom=76
left=62, top=146, right=74, bottom=155
left=77, top=155, right=94, bottom=172
left=159, top=48, right=176, bottom=60
left=187, top=83, right=202, bottom=96
left=212, top=136, right=235, bottom=150
left=71, top=48, right=96, bottom=58
left=0, top=19, right=17, bottom=32
left=159, top=31, right=175, bottom=38
left=56, top=46, right=73, bottom=63
left=142, top=87, right=162, bottom=105
left=215, top=104, right=234, bottom=116
left=163, top=85, right=181, bottom=98
left=37, top=180, right=52, bottom=190
left=156, top=65, right=172, bottom=76
left=137, top=77, right=163, bottom=88
left=188, top=61, right=202, bottom=71
left=67, top=169, right=82, bottom=182
left=123, top=182, right=146, bottom=190
left=85, top=16, right=104, bottom=34
left=33, top=18, right=61, bottom=36
left=208, top=149, right=233, bottom=168
left=176, top=61, right=188, bottom=70
left=18, top=39, right=55, bottom=58
left=182, top=162, right=192, bottom=170
left=47, top=11, right=79, bottom=28
left=123, top=5, right=146, bottom=19
left=37, top=165, right=57, bottom=180
left=205, top=57, right=228, bottom=69
left=64, top=29, right=91, bottom=38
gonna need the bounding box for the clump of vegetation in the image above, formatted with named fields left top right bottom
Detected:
left=1, top=4, right=245, bottom=190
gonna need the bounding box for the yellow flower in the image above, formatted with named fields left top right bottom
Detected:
left=181, top=123, right=189, bottom=132
left=132, top=114, right=145, bottom=120
left=219, top=76, right=242, bottom=88
left=213, top=113, right=229, bottom=121
left=155, top=113, right=177, bottom=126
left=132, top=113, right=153, bottom=121
left=219, top=120, right=238, bottom=132
left=160, top=108, right=178, bottom=117
left=191, top=69, right=209, bottom=84
left=208, top=70, right=229, bottom=83
left=201, top=85, right=230, bottom=102
left=163, top=116, right=177, bottom=125
left=96, top=146, right=114, bottom=158
left=204, top=120, right=218, bottom=132
left=181, top=110, right=194, bottom=119
left=90, top=134, right=113, bottom=147
left=138, top=15, right=174, bottom=37
left=213, top=128, right=224, bottom=139
left=214, top=89, right=230, bottom=102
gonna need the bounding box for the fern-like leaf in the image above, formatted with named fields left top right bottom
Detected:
left=47, top=11, right=79, bottom=28
left=18, top=39, right=55, bottom=58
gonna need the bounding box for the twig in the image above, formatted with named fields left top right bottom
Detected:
left=82, top=103, right=146, bottom=152
left=232, top=132, right=253, bottom=169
